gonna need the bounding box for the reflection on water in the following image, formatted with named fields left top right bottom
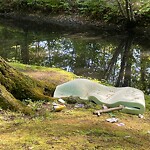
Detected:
left=0, top=19, right=149, bottom=94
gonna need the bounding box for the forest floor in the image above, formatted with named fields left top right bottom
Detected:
left=0, top=63, right=150, bottom=150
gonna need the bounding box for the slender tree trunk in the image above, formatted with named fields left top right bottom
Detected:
left=116, top=0, right=126, bottom=18
left=116, top=0, right=136, bottom=28
left=116, top=36, right=133, bottom=87
left=125, top=0, right=131, bottom=21
left=129, top=0, right=135, bottom=21
left=104, top=40, right=125, bottom=80
left=116, top=49, right=126, bottom=87
left=140, top=53, right=147, bottom=92
left=123, top=61, right=131, bottom=86
left=21, top=30, right=29, bottom=64
left=123, top=36, right=133, bottom=86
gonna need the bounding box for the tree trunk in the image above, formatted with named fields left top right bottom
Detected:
left=116, top=47, right=126, bottom=87
left=116, top=0, right=126, bottom=18
left=0, top=84, right=34, bottom=115
left=116, top=0, right=136, bottom=29
left=0, top=56, right=55, bottom=113
left=104, top=40, right=125, bottom=80
left=123, top=36, right=133, bottom=87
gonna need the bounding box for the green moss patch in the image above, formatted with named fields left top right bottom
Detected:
left=9, top=62, right=77, bottom=85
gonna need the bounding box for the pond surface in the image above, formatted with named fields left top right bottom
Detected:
left=0, top=18, right=149, bottom=94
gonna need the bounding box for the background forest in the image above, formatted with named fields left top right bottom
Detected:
left=0, top=0, right=149, bottom=26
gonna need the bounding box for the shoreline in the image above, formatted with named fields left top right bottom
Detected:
left=0, top=12, right=149, bottom=36
left=0, top=12, right=127, bottom=33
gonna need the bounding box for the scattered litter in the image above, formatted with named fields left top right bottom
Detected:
left=138, top=114, right=144, bottom=118
left=74, top=104, right=85, bottom=108
left=106, top=117, right=118, bottom=123
left=58, top=98, right=65, bottom=104
left=53, top=105, right=66, bottom=112
left=102, top=104, right=108, bottom=110
left=97, top=112, right=101, bottom=116
left=28, top=147, right=34, bottom=150
left=52, top=102, right=58, bottom=106
left=147, top=131, right=150, bottom=134
left=117, top=123, right=125, bottom=126
left=124, top=135, right=130, bottom=138
left=52, top=102, right=66, bottom=112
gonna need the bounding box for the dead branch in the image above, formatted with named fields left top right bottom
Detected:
left=93, top=105, right=124, bottom=116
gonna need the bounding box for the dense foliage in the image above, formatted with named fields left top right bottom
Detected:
left=0, top=0, right=149, bottom=25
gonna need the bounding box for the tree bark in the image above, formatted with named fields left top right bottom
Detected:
left=0, top=84, right=34, bottom=115
left=104, top=40, right=125, bottom=80
left=116, top=0, right=136, bottom=29
left=116, top=0, right=126, bottom=18
left=123, top=36, right=133, bottom=87
left=128, top=0, right=135, bottom=21
left=125, top=0, right=131, bottom=21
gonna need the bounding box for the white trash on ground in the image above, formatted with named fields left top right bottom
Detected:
left=106, top=118, right=118, bottom=123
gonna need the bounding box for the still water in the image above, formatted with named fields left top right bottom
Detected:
left=0, top=18, right=149, bottom=94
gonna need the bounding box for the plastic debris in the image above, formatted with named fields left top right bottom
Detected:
left=52, top=102, right=58, bottom=106
left=106, top=117, right=118, bottom=123
left=52, top=102, right=66, bottom=112
left=74, top=104, right=85, bottom=108
left=117, top=123, right=125, bottom=126
left=138, top=114, right=144, bottom=118
left=102, top=104, right=108, bottom=110
left=147, top=131, right=150, bottom=134
left=58, top=98, right=65, bottom=104
left=124, top=135, right=130, bottom=138
left=54, top=79, right=145, bottom=115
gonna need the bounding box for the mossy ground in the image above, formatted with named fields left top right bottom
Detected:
left=0, top=63, right=150, bottom=150
left=9, top=62, right=76, bottom=86
left=0, top=107, right=150, bottom=150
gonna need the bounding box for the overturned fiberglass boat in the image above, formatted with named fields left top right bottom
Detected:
left=54, top=79, right=145, bottom=115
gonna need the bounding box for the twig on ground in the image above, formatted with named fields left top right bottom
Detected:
left=93, top=105, right=124, bottom=116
